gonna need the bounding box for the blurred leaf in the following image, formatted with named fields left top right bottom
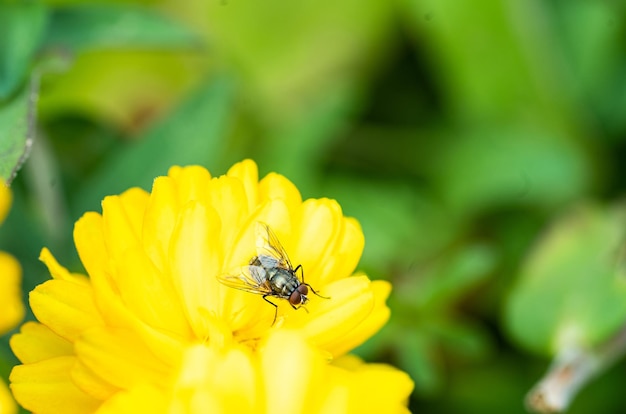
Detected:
left=407, top=245, right=496, bottom=310
left=396, top=329, right=443, bottom=395
left=553, top=1, right=626, bottom=136
left=0, top=2, right=47, bottom=99
left=71, top=75, right=234, bottom=215
left=168, top=0, right=394, bottom=123
left=506, top=202, right=626, bottom=355
left=0, top=76, right=38, bottom=184
left=432, top=354, right=536, bottom=414
left=323, top=176, right=460, bottom=274
left=257, top=85, right=358, bottom=195
left=431, top=126, right=591, bottom=216
left=38, top=49, right=208, bottom=130
left=45, top=4, right=202, bottom=51
left=402, top=0, right=571, bottom=124
left=433, top=318, right=492, bottom=361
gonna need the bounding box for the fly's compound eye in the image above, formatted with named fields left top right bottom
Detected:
left=289, top=284, right=308, bottom=306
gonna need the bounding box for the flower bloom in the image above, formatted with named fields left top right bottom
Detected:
left=0, top=183, right=25, bottom=414
left=10, top=160, right=412, bottom=413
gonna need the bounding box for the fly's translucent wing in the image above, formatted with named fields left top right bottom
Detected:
left=216, top=265, right=273, bottom=296
left=255, top=222, right=293, bottom=270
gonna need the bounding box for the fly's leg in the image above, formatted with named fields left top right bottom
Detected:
left=295, top=264, right=330, bottom=300
left=263, top=295, right=278, bottom=325
left=305, top=283, right=330, bottom=300
left=291, top=303, right=309, bottom=313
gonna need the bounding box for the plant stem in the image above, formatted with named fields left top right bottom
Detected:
left=526, top=325, right=626, bottom=413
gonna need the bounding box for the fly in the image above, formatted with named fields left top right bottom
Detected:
left=217, top=222, right=328, bottom=324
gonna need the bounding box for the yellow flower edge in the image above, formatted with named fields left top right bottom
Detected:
left=0, top=252, right=25, bottom=335
left=0, top=182, right=12, bottom=224
left=10, top=160, right=412, bottom=413
left=94, top=330, right=413, bottom=414
left=0, top=183, right=22, bottom=414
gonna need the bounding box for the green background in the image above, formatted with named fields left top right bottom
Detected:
left=2, top=0, right=626, bottom=412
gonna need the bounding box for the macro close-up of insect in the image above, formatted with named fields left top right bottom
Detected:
left=218, top=222, right=329, bottom=324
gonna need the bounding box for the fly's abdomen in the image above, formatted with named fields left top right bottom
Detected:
left=269, top=269, right=299, bottom=297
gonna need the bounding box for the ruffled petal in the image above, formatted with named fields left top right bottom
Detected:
left=10, top=322, right=73, bottom=364
left=258, top=172, right=302, bottom=216
left=74, top=327, right=178, bottom=391
left=326, top=280, right=391, bottom=357
left=292, top=198, right=344, bottom=286
left=10, top=356, right=102, bottom=414
left=116, top=246, right=192, bottom=338
left=227, top=159, right=259, bottom=216
left=334, top=354, right=414, bottom=413
left=29, top=279, right=105, bottom=343
left=142, top=176, right=179, bottom=273
left=94, top=385, right=168, bottom=414
left=168, top=165, right=211, bottom=206
left=169, top=201, right=223, bottom=338
left=283, top=276, right=377, bottom=356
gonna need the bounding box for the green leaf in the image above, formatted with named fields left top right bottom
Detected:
left=70, top=76, right=234, bottom=215
left=45, top=4, right=202, bottom=51
left=409, top=245, right=496, bottom=311
left=0, top=2, right=47, bottom=99
left=402, top=0, right=570, bottom=123
left=202, top=0, right=393, bottom=123
left=505, top=202, right=626, bottom=355
left=431, top=126, right=591, bottom=216
left=0, top=76, right=38, bottom=184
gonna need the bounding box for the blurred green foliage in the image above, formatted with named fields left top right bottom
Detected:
left=1, top=0, right=626, bottom=412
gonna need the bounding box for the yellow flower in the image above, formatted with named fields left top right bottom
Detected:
left=0, top=183, right=24, bottom=414
left=96, top=330, right=413, bottom=414
left=10, top=160, right=408, bottom=413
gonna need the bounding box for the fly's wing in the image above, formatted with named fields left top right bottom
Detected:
left=255, top=222, right=293, bottom=270
left=216, top=265, right=273, bottom=296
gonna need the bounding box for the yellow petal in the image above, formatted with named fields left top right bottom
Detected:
left=10, top=322, right=73, bottom=364
left=39, top=248, right=90, bottom=284
left=72, top=360, right=119, bottom=401
left=207, top=176, right=250, bottom=251
left=176, top=344, right=257, bottom=413
left=0, top=377, right=17, bottom=414
left=75, top=232, right=186, bottom=365
left=227, top=159, right=259, bottom=214
left=284, top=276, right=376, bottom=356
left=327, top=280, right=391, bottom=357
left=115, top=246, right=192, bottom=339
left=338, top=356, right=414, bottom=414
left=10, top=356, right=102, bottom=414
left=0, top=182, right=12, bottom=224
left=101, top=195, right=142, bottom=265
left=258, top=172, right=302, bottom=216
left=29, top=280, right=105, bottom=343
left=260, top=331, right=323, bottom=414
left=142, top=176, right=179, bottom=273
left=168, top=165, right=212, bottom=206
left=0, top=252, right=24, bottom=334
left=168, top=201, right=222, bottom=338
left=292, top=198, right=344, bottom=286
left=95, top=385, right=168, bottom=414
left=74, top=327, right=176, bottom=391
left=74, top=212, right=109, bottom=284
left=117, top=187, right=150, bottom=236
left=315, top=217, right=365, bottom=286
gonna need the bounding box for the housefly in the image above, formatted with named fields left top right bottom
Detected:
left=217, top=222, right=328, bottom=324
